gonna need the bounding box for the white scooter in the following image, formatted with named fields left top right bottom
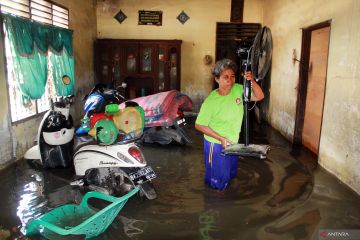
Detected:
left=24, top=75, right=75, bottom=168
left=73, top=134, right=157, bottom=200
left=24, top=95, right=75, bottom=168
left=25, top=80, right=157, bottom=200
left=72, top=84, right=157, bottom=200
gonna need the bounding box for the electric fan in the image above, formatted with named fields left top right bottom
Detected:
left=251, top=26, right=273, bottom=80
left=223, top=26, right=273, bottom=159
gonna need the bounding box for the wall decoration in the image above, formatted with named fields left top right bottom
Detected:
left=114, top=10, right=127, bottom=24
left=203, top=55, right=213, bottom=65
left=177, top=11, right=189, bottom=24
left=138, top=10, right=162, bottom=26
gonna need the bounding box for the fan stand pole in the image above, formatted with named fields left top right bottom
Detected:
left=243, top=88, right=249, bottom=147
left=244, top=102, right=249, bottom=146
left=243, top=64, right=252, bottom=147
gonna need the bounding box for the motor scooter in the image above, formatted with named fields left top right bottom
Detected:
left=119, top=90, right=193, bottom=145
left=74, top=84, right=157, bottom=200
left=24, top=97, right=75, bottom=168
left=25, top=81, right=157, bottom=199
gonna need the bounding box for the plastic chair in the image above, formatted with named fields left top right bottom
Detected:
left=25, top=187, right=140, bottom=239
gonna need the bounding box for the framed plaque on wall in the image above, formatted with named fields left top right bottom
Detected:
left=138, top=10, right=162, bottom=26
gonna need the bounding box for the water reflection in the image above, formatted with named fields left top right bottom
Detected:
left=15, top=170, right=47, bottom=234
left=0, top=122, right=360, bottom=239
left=120, top=216, right=146, bottom=238
left=7, top=162, right=83, bottom=239
left=198, top=210, right=220, bottom=240
left=262, top=209, right=321, bottom=240
left=6, top=141, right=315, bottom=240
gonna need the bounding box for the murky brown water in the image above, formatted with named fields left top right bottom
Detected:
left=0, top=119, right=360, bottom=240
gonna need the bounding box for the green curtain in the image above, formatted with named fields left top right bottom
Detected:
left=4, top=15, right=47, bottom=100
left=3, top=14, right=74, bottom=101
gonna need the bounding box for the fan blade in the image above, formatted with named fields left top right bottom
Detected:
left=250, top=26, right=273, bottom=80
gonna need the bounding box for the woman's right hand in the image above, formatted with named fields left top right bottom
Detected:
left=220, top=137, right=233, bottom=149
left=195, top=124, right=234, bottom=149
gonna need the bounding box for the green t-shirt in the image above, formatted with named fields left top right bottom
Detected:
left=196, top=83, right=244, bottom=144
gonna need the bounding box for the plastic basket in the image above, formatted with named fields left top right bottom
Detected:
left=25, top=187, right=139, bottom=239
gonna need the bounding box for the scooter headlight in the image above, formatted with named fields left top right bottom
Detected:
left=128, top=146, right=145, bottom=164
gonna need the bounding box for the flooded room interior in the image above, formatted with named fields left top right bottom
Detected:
left=0, top=0, right=359, bottom=239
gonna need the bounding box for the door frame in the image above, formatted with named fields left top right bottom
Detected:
left=293, top=20, right=331, bottom=148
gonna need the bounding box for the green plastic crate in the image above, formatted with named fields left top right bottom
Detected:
left=25, top=187, right=139, bottom=239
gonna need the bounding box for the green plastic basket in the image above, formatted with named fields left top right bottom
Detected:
left=25, top=187, right=139, bottom=239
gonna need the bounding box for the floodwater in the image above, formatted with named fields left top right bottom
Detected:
left=0, top=119, right=360, bottom=240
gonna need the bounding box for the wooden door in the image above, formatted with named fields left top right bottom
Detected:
left=301, top=26, right=330, bottom=153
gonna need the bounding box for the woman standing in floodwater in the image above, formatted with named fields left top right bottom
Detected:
left=195, top=58, right=264, bottom=190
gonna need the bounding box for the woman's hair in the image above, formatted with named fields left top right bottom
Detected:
left=212, top=58, right=237, bottom=78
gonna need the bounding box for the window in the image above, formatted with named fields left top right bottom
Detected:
left=0, top=0, right=70, bottom=122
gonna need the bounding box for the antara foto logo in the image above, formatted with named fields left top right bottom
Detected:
left=320, top=230, right=351, bottom=238
left=320, top=231, right=328, bottom=238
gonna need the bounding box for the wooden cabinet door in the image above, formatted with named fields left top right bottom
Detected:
left=139, top=44, right=157, bottom=95
left=157, top=45, right=167, bottom=91
left=123, top=43, right=139, bottom=76
left=139, top=44, right=157, bottom=74
left=158, top=44, right=181, bottom=92
left=111, top=46, right=122, bottom=87
left=168, top=45, right=181, bottom=90
left=95, top=39, right=181, bottom=96
left=95, top=42, right=112, bottom=85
